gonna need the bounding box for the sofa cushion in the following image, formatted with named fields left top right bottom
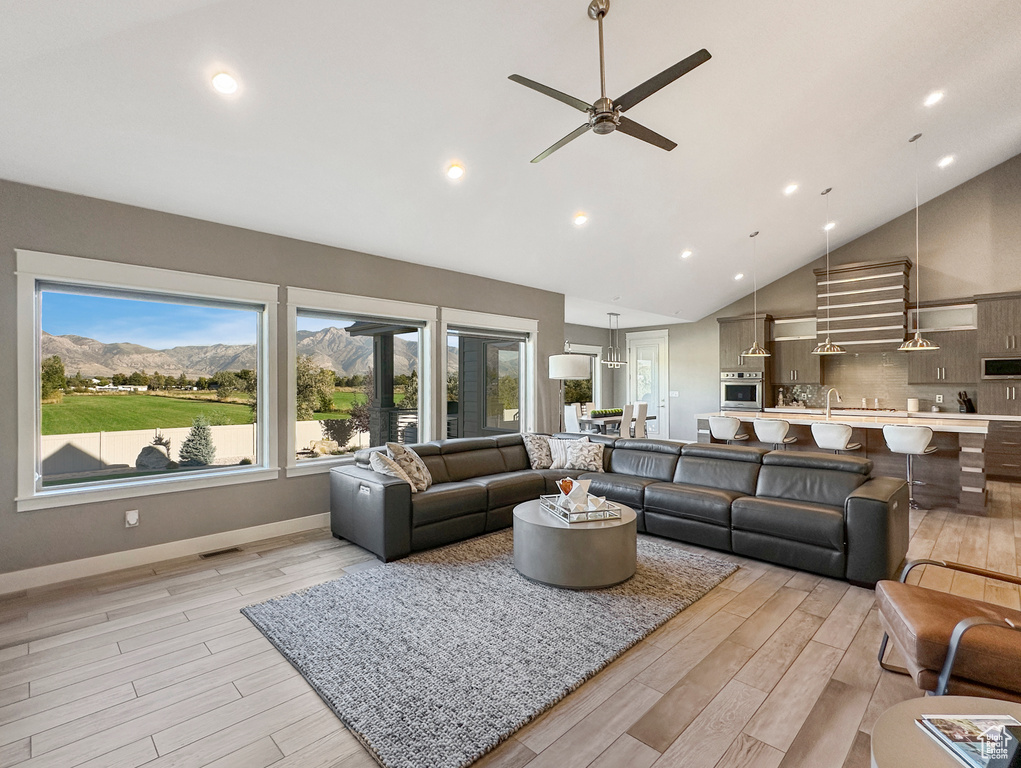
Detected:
left=580, top=472, right=657, bottom=509
left=607, top=442, right=680, bottom=482
left=466, top=470, right=546, bottom=509
left=644, top=483, right=742, bottom=526
left=497, top=433, right=532, bottom=471
left=731, top=496, right=845, bottom=550
left=755, top=455, right=870, bottom=508
left=438, top=438, right=508, bottom=481
left=674, top=445, right=766, bottom=496
left=411, top=481, right=488, bottom=527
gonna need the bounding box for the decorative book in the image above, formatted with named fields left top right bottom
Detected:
left=916, top=715, right=1021, bottom=768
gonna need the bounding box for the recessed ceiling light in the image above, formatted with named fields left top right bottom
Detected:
left=573, top=213, right=589, bottom=227
left=211, top=72, right=239, bottom=95
left=924, top=90, right=945, bottom=107
left=446, top=163, right=465, bottom=180
left=823, top=221, right=836, bottom=231
left=680, top=250, right=692, bottom=259
left=734, top=273, right=745, bottom=281
left=937, top=154, right=955, bottom=169
left=783, top=183, right=799, bottom=196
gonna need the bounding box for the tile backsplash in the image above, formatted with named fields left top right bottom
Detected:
left=773, top=351, right=977, bottom=412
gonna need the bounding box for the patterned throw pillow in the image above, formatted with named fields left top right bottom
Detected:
left=369, top=451, right=417, bottom=492
left=565, top=441, right=604, bottom=473
left=521, top=433, right=553, bottom=470
left=386, top=442, right=432, bottom=492
left=549, top=436, right=589, bottom=470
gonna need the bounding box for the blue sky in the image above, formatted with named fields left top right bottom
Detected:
left=42, top=292, right=258, bottom=349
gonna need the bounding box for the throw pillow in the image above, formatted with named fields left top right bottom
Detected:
left=549, top=436, right=589, bottom=470
left=368, top=451, right=417, bottom=492
left=386, top=442, right=432, bottom=492
left=565, top=441, right=605, bottom=473
left=521, top=433, right=553, bottom=470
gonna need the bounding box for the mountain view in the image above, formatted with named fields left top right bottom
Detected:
left=42, top=327, right=457, bottom=378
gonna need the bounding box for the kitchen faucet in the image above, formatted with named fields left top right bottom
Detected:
left=825, top=387, right=842, bottom=420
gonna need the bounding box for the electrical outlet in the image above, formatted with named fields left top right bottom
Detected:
left=125, top=509, right=139, bottom=528
left=936, top=395, right=943, bottom=403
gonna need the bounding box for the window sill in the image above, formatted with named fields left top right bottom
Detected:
left=17, top=466, right=280, bottom=512
left=285, top=456, right=356, bottom=477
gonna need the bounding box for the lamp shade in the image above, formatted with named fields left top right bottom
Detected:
left=548, top=353, right=591, bottom=380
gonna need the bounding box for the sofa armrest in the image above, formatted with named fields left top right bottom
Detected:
left=330, top=466, right=413, bottom=562
left=844, top=477, right=909, bottom=586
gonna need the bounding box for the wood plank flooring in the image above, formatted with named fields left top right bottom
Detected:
left=1, top=481, right=1018, bottom=768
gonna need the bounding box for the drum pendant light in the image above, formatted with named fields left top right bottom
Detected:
left=741, top=231, right=770, bottom=357
left=813, top=187, right=846, bottom=355
left=899, top=133, right=940, bottom=352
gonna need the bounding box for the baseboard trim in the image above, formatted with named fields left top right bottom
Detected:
left=0, top=513, right=331, bottom=595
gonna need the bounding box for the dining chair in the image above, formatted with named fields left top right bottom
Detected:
left=582, top=402, right=595, bottom=416
left=608, top=403, right=634, bottom=437
left=632, top=402, right=649, bottom=438
left=564, top=404, right=582, bottom=433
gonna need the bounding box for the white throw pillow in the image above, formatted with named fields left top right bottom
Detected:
left=369, top=451, right=416, bottom=492
left=549, top=436, right=589, bottom=470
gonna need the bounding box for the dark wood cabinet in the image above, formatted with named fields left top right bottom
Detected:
left=976, top=294, right=1021, bottom=353
left=773, top=339, right=822, bottom=384
left=718, top=316, right=770, bottom=372
left=906, top=330, right=978, bottom=384
left=979, top=381, right=1021, bottom=416
left=985, top=421, right=1021, bottom=478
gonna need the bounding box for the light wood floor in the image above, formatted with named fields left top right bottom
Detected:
left=1, top=481, right=1018, bottom=768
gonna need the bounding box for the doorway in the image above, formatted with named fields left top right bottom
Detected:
left=626, top=330, right=670, bottom=438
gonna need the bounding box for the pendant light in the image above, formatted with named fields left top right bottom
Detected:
left=813, top=187, right=847, bottom=355
left=898, top=133, right=940, bottom=352
left=601, top=312, right=627, bottom=368
left=741, top=231, right=770, bottom=357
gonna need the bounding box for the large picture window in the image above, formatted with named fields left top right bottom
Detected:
left=17, top=251, right=278, bottom=510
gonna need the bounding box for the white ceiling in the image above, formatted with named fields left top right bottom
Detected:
left=2, top=0, right=1020, bottom=328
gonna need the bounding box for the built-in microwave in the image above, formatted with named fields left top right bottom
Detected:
left=721, top=371, right=763, bottom=410
left=982, top=358, right=1021, bottom=379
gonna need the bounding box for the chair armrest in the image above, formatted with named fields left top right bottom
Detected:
left=899, top=558, right=1021, bottom=587
left=329, top=466, right=413, bottom=562
left=936, top=615, right=1021, bottom=695
left=844, top=477, right=910, bottom=586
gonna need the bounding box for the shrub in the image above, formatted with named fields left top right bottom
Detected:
left=239, top=457, right=253, bottom=465
left=321, top=418, right=354, bottom=448
left=178, top=415, right=216, bottom=466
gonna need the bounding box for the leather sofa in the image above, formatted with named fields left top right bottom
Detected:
left=329, top=433, right=909, bottom=586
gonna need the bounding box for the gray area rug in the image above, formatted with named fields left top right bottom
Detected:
left=241, top=531, right=737, bottom=768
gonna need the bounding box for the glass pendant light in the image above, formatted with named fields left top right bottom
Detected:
left=741, top=231, right=770, bottom=357
left=601, top=312, right=627, bottom=368
left=899, top=133, right=940, bottom=352
left=813, top=187, right=846, bottom=355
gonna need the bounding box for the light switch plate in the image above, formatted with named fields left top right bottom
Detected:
left=936, top=395, right=943, bottom=403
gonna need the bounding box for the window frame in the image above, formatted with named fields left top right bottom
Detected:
left=16, top=250, right=280, bottom=511
left=285, top=287, right=438, bottom=477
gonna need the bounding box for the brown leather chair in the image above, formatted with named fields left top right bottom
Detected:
left=876, top=559, right=1021, bottom=701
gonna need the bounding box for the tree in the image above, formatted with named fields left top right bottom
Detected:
left=195, top=376, right=209, bottom=390
left=127, top=370, right=148, bottom=387
left=40, top=355, right=65, bottom=402
left=176, top=373, right=190, bottom=388
left=149, top=372, right=166, bottom=391
left=211, top=371, right=238, bottom=400
left=347, top=367, right=373, bottom=434
left=401, top=368, right=418, bottom=410
left=178, top=415, right=216, bottom=466
left=564, top=378, right=593, bottom=405
left=320, top=418, right=354, bottom=451
left=295, top=355, right=335, bottom=420
left=112, top=373, right=128, bottom=386
left=447, top=371, right=458, bottom=402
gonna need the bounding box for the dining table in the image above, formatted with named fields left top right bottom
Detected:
left=578, top=414, right=656, bottom=435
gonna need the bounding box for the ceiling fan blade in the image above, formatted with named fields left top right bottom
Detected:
left=614, top=48, right=711, bottom=113
left=508, top=75, right=591, bottom=112
left=616, top=116, right=677, bottom=151
left=531, top=124, right=593, bottom=163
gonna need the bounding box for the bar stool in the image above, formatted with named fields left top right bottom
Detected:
left=883, top=424, right=937, bottom=509
left=811, top=423, right=862, bottom=454
left=753, top=419, right=797, bottom=450
left=709, top=416, right=749, bottom=444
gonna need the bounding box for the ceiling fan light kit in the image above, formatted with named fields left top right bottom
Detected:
left=509, top=0, right=711, bottom=162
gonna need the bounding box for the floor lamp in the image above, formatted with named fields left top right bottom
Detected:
left=549, top=350, right=591, bottom=432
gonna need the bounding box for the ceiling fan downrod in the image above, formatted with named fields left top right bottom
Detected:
left=588, top=0, right=617, bottom=134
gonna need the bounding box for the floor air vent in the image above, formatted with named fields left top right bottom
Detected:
left=199, top=547, right=243, bottom=559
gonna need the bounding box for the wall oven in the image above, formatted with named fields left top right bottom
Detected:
left=721, top=371, right=763, bottom=411
left=982, top=358, right=1021, bottom=379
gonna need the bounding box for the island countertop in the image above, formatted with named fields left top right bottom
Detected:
left=696, top=409, right=991, bottom=434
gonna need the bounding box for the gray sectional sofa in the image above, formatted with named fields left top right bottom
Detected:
left=329, top=433, right=909, bottom=586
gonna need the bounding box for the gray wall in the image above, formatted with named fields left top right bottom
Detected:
left=0, top=180, right=565, bottom=574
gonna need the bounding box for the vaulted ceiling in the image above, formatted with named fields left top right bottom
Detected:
left=2, top=0, right=1020, bottom=327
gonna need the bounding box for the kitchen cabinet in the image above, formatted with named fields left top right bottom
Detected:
left=985, top=421, right=1021, bottom=479
left=718, top=316, right=770, bottom=372
left=906, top=330, right=977, bottom=384
left=976, top=294, right=1021, bottom=353
left=773, top=339, right=822, bottom=384
left=979, top=381, right=1021, bottom=417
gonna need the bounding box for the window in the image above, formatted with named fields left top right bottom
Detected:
left=17, top=251, right=279, bottom=510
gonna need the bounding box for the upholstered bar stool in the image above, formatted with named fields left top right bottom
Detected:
left=883, top=424, right=937, bottom=509
left=811, top=422, right=862, bottom=454
left=709, top=416, right=749, bottom=444
left=753, top=419, right=797, bottom=450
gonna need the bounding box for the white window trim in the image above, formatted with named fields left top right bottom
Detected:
left=285, top=287, right=438, bottom=477
left=566, top=343, right=603, bottom=409
left=439, top=308, right=538, bottom=434
left=16, top=250, right=280, bottom=511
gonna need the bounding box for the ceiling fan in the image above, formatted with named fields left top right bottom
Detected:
left=509, top=0, right=711, bottom=163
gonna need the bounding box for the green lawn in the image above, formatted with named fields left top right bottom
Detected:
left=41, top=393, right=254, bottom=435
left=310, top=390, right=408, bottom=421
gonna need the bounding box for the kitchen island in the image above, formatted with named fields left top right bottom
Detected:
left=695, top=409, right=1000, bottom=512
